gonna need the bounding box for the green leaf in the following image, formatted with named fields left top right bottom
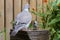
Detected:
left=48, top=17, right=60, bottom=25
left=56, top=0, right=60, bottom=5
left=39, top=23, right=44, bottom=28
left=57, top=13, right=60, bottom=17
left=29, top=23, right=33, bottom=29
left=57, top=31, right=60, bottom=34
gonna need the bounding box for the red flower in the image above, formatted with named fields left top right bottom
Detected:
left=43, top=0, right=48, bottom=3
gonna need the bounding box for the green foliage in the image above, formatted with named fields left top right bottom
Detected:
left=0, top=31, right=3, bottom=36
left=30, top=0, right=60, bottom=40
left=0, top=30, right=6, bottom=40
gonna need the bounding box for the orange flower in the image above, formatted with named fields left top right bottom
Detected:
left=32, top=8, right=36, bottom=11
left=43, top=0, right=48, bottom=3
left=58, top=4, right=60, bottom=6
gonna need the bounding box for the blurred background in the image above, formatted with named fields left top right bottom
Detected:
left=0, top=0, right=59, bottom=40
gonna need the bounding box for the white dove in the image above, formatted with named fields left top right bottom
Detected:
left=11, top=3, right=32, bottom=36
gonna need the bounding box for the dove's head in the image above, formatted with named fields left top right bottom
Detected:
left=23, top=3, right=30, bottom=9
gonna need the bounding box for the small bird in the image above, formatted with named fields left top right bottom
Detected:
left=33, top=20, right=38, bottom=30
left=11, top=3, right=32, bottom=36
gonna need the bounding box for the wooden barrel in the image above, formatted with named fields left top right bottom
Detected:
left=10, top=30, right=49, bottom=40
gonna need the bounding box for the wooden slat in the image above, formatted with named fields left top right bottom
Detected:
left=30, top=0, right=36, bottom=20
left=37, top=0, right=42, bottom=21
left=14, top=0, right=21, bottom=19
left=0, top=0, right=4, bottom=40
left=6, top=0, right=13, bottom=40
left=37, top=0, right=42, bottom=9
left=0, top=0, right=4, bottom=32
left=43, top=0, right=48, bottom=13
left=37, top=0, right=43, bottom=29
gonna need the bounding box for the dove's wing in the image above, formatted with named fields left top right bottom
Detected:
left=14, top=11, right=32, bottom=29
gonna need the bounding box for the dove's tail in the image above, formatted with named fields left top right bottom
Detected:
left=10, top=26, right=24, bottom=36
left=10, top=30, right=18, bottom=36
